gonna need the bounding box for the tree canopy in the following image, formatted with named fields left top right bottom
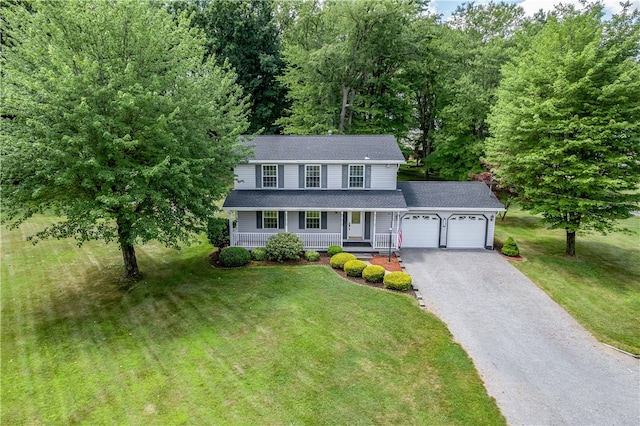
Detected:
left=1, top=0, right=249, bottom=280
left=485, top=3, right=640, bottom=256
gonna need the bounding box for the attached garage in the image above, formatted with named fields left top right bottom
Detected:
left=397, top=181, right=505, bottom=250
left=400, top=214, right=440, bottom=248
left=446, top=214, right=487, bottom=249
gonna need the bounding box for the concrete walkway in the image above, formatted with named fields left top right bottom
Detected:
left=400, top=249, right=639, bottom=426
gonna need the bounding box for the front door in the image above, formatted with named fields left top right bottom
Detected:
left=348, top=211, right=363, bottom=239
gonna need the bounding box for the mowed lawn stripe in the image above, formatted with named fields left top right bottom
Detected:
left=2, top=216, right=504, bottom=425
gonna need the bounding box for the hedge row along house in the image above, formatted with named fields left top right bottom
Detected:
left=222, top=135, right=505, bottom=251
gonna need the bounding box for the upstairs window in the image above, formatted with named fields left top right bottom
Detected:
left=305, top=165, right=321, bottom=188
left=262, top=165, right=277, bottom=188
left=306, top=211, right=320, bottom=229
left=263, top=211, right=278, bottom=229
left=349, top=164, right=364, bottom=188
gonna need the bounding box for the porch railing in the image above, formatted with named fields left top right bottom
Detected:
left=231, top=232, right=341, bottom=250
left=374, top=232, right=398, bottom=250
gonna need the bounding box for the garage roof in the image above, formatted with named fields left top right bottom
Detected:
left=223, top=189, right=408, bottom=211
left=398, top=181, right=505, bottom=210
left=240, top=135, right=405, bottom=163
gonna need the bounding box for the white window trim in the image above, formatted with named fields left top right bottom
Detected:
left=349, top=164, right=365, bottom=188
left=305, top=164, right=321, bottom=188
left=263, top=210, right=278, bottom=229
left=305, top=211, right=320, bottom=229
left=262, top=164, right=278, bottom=188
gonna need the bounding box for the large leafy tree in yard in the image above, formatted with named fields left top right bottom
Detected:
left=1, top=0, right=249, bottom=281
left=168, top=0, right=288, bottom=134
left=486, top=3, right=640, bottom=256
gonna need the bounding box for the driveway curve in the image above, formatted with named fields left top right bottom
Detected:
left=400, top=249, right=639, bottom=426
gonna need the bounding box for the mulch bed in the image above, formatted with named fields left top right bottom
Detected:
left=209, top=251, right=414, bottom=297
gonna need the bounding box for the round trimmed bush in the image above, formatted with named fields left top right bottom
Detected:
left=304, top=250, right=320, bottom=262
left=362, top=265, right=385, bottom=283
left=344, top=259, right=367, bottom=277
left=383, top=271, right=413, bottom=291
left=327, top=245, right=343, bottom=257
left=251, top=247, right=267, bottom=261
left=219, top=246, right=251, bottom=267
left=501, top=236, right=520, bottom=257
left=265, top=232, right=304, bottom=262
left=330, top=252, right=356, bottom=269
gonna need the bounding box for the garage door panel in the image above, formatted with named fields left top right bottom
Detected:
left=447, top=215, right=486, bottom=248
left=401, top=214, right=440, bottom=248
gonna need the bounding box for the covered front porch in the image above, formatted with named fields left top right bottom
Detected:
left=227, top=210, right=401, bottom=251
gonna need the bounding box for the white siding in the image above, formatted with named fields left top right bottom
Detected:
left=234, top=164, right=255, bottom=189
left=237, top=211, right=259, bottom=232
left=370, top=164, right=397, bottom=189
left=327, top=164, right=342, bottom=189
left=284, top=164, right=298, bottom=189
left=374, top=212, right=393, bottom=232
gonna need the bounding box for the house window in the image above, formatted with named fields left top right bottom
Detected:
left=262, top=165, right=277, bottom=188
left=306, top=211, right=320, bottom=229
left=349, top=164, right=364, bottom=188
left=305, top=165, right=321, bottom=188
left=263, top=211, right=278, bottom=229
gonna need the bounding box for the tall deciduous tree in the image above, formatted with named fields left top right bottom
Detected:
left=426, top=2, right=525, bottom=180
left=168, top=0, right=288, bottom=134
left=1, top=0, right=249, bottom=281
left=277, top=0, right=417, bottom=138
left=486, top=3, right=640, bottom=256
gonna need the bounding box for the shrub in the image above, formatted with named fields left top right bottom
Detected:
left=344, top=259, right=367, bottom=277
left=383, top=271, right=413, bottom=291
left=330, top=252, right=356, bottom=269
left=304, top=250, right=320, bottom=261
left=265, top=232, right=304, bottom=262
left=207, top=217, right=230, bottom=249
left=219, top=246, right=251, bottom=267
left=501, top=236, right=520, bottom=257
left=362, top=265, right=386, bottom=283
left=251, top=247, right=267, bottom=261
left=327, top=245, right=343, bottom=257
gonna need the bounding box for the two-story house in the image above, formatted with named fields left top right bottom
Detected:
left=222, top=135, right=505, bottom=251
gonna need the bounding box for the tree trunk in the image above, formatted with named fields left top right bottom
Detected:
left=120, top=242, right=141, bottom=281
left=117, top=216, right=141, bottom=282
left=339, top=84, right=349, bottom=132
left=565, top=230, right=576, bottom=257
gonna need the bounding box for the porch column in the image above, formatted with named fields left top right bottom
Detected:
left=285, top=211, right=288, bottom=231
left=340, top=211, right=344, bottom=247
left=228, top=211, right=234, bottom=246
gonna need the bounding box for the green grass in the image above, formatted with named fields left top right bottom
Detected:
left=494, top=208, right=640, bottom=355
left=1, top=216, right=504, bottom=425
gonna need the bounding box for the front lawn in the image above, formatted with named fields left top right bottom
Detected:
left=1, top=216, right=504, bottom=425
left=494, top=208, right=640, bottom=355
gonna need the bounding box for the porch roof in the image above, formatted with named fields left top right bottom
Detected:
left=223, top=189, right=407, bottom=211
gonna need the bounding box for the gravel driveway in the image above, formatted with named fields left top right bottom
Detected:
left=400, top=249, right=639, bottom=426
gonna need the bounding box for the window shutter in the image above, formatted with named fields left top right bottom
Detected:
left=342, top=165, right=348, bottom=188
left=299, top=211, right=305, bottom=229
left=278, top=165, right=284, bottom=188
left=256, top=211, right=262, bottom=229
left=321, top=165, right=327, bottom=188
left=255, top=165, right=262, bottom=188
left=321, top=212, right=327, bottom=229
left=342, top=213, right=347, bottom=238
left=299, top=165, right=304, bottom=188
left=279, top=211, right=285, bottom=229
left=365, top=165, right=371, bottom=188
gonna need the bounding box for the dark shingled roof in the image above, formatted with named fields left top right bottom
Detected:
left=241, top=135, right=405, bottom=163
left=398, top=181, right=505, bottom=210
left=223, top=189, right=407, bottom=211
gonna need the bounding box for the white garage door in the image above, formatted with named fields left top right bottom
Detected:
left=447, top=215, right=487, bottom=248
left=401, top=214, right=440, bottom=248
